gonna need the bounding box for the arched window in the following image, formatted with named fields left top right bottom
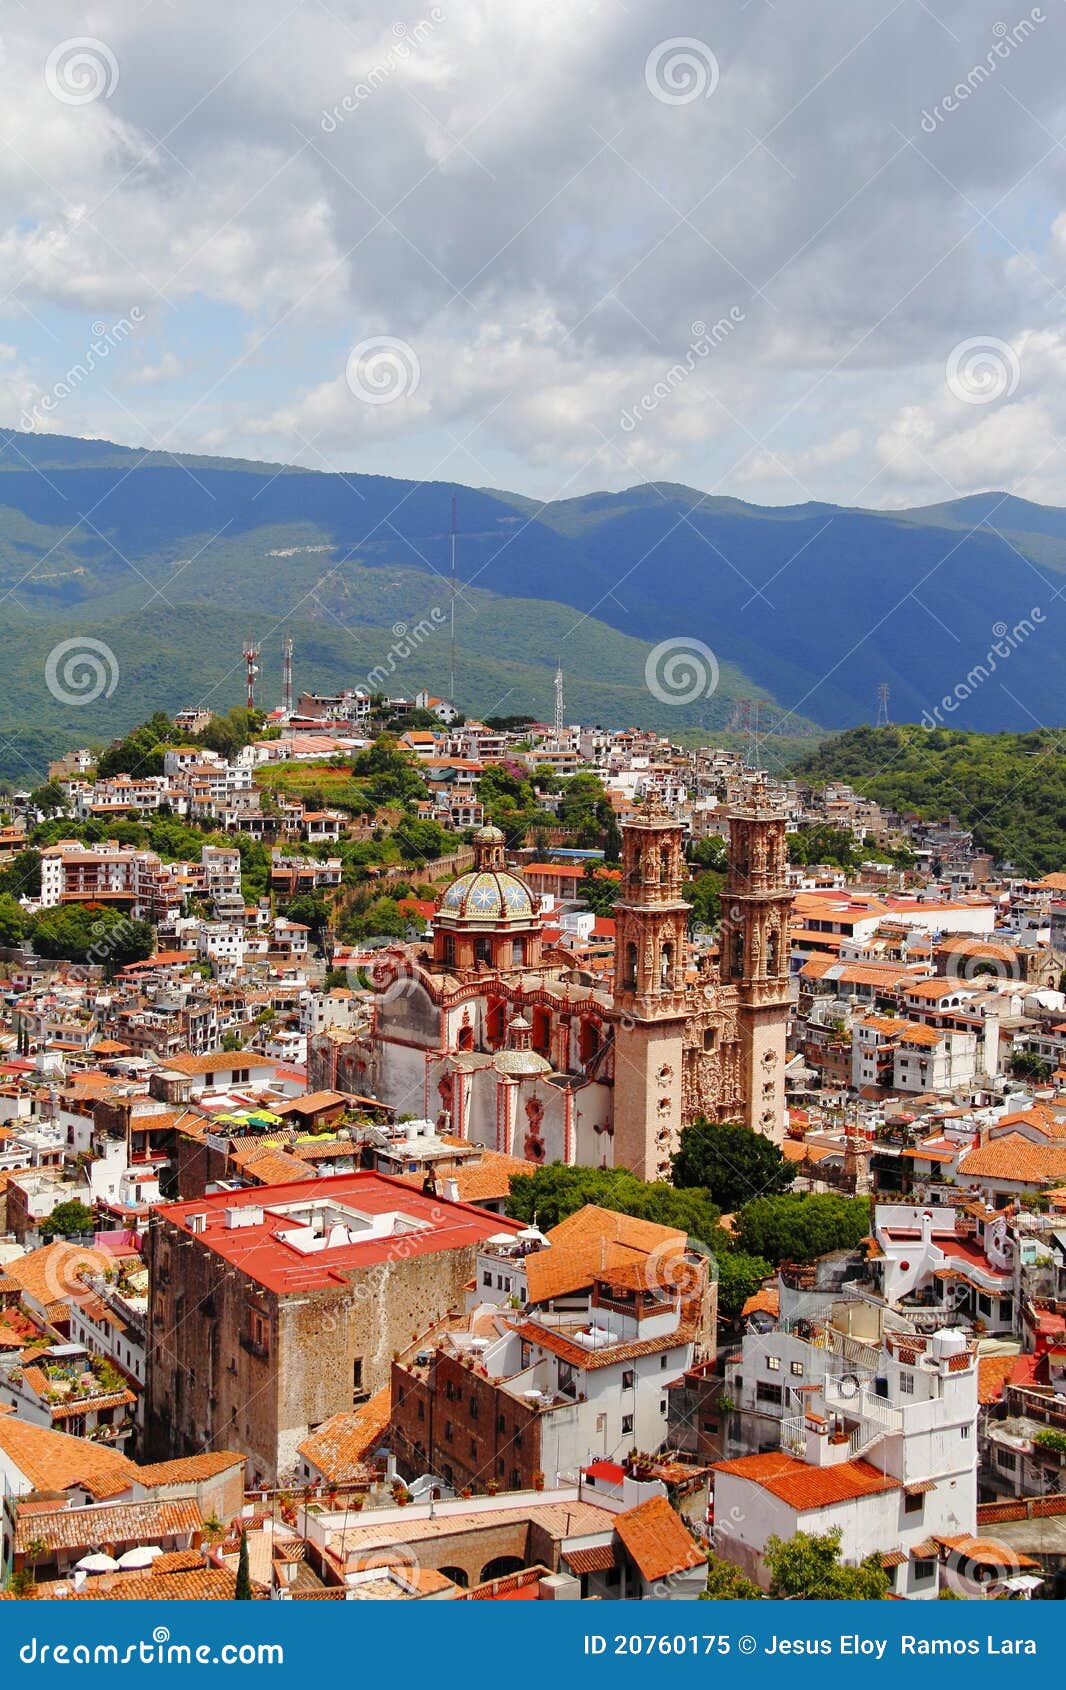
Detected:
left=439, top=1565, right=469, bottom=1588
left=625, top=942, right=638, bottom=991
left=457, top=1023, right=474, bottom=1053
left=767, top=925, right=779, bottom=976
left=661, top=941, right=674, bottom=988
left=486, top=1000, right=506, bottom=1047
left=480, top=1555, right=525, bottom=1583
left=532, top=1006, right=551, bottom=1057
left=579, top=1018, right=601, bottom=1065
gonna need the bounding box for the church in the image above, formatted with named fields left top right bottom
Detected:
left=310, top=790, right=792, bottom=1180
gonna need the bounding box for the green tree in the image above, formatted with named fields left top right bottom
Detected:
left=689, top=836, right=728, bottom=873
left=235, top=1530, right=253, bottom=1600
left=715, top=1250, right=773, bottom=1322
left=1010, top=1051, right=1053, bottom=1082
left=580, top=861, right=619, bottom=917
left=702, top=1555, right=763, bottom=1599
left=672, top=1119, right=794, bottom=1213
left=40, top=1199, right=97, bottom=1240
left=0, top=848, right=42, bottom=900
left=0, top=892, right=27, bottom=946
left=28, top=781, right=66, bottom=816
left=764, top=1528, right=889, bottom=1600
left=734, top=1194, right=872, bottom=1265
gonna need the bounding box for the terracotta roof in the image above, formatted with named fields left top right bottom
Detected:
left=741, top=1286, right=780, bottom=1319
left=933, top=1534, right=1041, bottom=1569
left=6, top=1241, right=115, bottom=1310
left=524, top=1206, right=686, bottom=1304
left=0, top=1416, right=135, bottom=1500
left=238, top=1148, right=317, bottom=1187
left=134, top=1451, right=244, bottom=1486
left=4, top=1567, right=245, bottom=1600
left=613, top=1495, right=704, bottom=1583
left=395, top=1151, right=535, bottom=1206
left=295, top=1389, right=391, bottom=1483
left=14, top=1497, right=201, bottom=1554
left=513, top=1319, right=693, bottom=1371
left=958, top=1133, right=1066, bottom=1184
left=713, top=1451, right=900, bottom=1509
left=977, top=1354, right=1019, bottom=1406
left=564, top=1543, right=617, bottom=1574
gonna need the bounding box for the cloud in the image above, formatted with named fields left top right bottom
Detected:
left=1, top=0, right=1066, bottom=503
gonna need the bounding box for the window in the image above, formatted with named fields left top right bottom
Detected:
left=418, top=1401, right=425, bottom=1422
left=960, top=1424, right=971, bottom=1439
left=790, top=1361, right=804, bottom=1377
left=912, top=1558, right=935, bottom=1581
left=660, top=1399, right=668, bottom=1414
left=995, top=1449, right=1017, bottom=1470
left=899, top=1373, right=914, bottom=1394
left=621, top=1414, right=634, bottom=1435
left=660, top=1355, right=669, bottom=1369
left=444, top=1420, right=453, bottom=1440
left=756, top=1382, right=782, bottom=1406
left=766, top=1355, right=780, bottom=1372
left=621, top=1370, right=635, bottom=1390
left=469, top=1439, right=477, bottom=1458
left=352, top=1358, right=364, bottom=1400
left=483, top=1271, right=492, bottom=1287
left=904, top=1492, right=924, bottom=1515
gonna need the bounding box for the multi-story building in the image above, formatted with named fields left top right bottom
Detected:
left=144, top=1172, right=525, bottom=1485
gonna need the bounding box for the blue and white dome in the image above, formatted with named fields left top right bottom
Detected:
left=439, top=869, right=536, bottom=923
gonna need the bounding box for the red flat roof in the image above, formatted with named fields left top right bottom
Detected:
left=155, top=1171, right=522, bottom=1295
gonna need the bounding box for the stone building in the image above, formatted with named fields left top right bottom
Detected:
left=143, top=1172, right=523, bottom=1485
left=311, top=789, right=792, bottom=1179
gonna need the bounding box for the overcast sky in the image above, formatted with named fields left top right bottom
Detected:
left=5, top=0, right=1066, bottom=507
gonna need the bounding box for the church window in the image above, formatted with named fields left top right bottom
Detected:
left=703, top=1028, right=717, bottom=1052
left=624, top=942, right=638, bottom=991
left=661, top=941, right=674, bottom=987
left=731, top=930, right=744, bottom=978
left=475, top=937, right=491, bottom=965
left=442, top=935, right=456, bottom=966
left=458, top=1023, right=474, bottom=1053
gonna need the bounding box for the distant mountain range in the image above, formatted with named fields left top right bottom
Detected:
left=0, top=429, right=1063, bottom=779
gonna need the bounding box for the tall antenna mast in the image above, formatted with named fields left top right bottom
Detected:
left=554, top=661, right=564, bottom=740
left=449, top=495, right=457, bottom=707
left=243, top=639, right=260, bottom=712
left=282, top=635, right=293, bottom=719
left=876, top=682, right=891, bottom=728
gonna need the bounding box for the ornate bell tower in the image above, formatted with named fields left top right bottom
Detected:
left=718, top=784, right=792, bottom=1142
left=612, top=797, right=690, bottom=1180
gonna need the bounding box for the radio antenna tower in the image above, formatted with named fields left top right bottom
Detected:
left=554, top=662, right=564, bottom=739
left=282, top=635, right=293, bottom=719
left=243, top=639, right=260, bottom=711
left=876, top=682, right=891, bottom=728
left=449, top=495, right=457, bottom=707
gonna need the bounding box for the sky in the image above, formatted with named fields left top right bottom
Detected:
left=4, top=0, right=1066, bottom=508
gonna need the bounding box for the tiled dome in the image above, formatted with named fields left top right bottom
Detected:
left=438, top=869, right=536, bottom=922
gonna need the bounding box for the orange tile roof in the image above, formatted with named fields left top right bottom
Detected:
left=295, top=1388, right=391, bottom=1483
left=713, top=1451, right=899, bottom=1509
left=395, top=1151, right=535, bottom=1206
left=0, top=1415, right=135, bottom=1500
left=14, top=1497, right=201, bottom=1554
left=6, top=1241, right=116, bottom=1310
left=513, top=1319, right=694, bottom=1371
left=958, top=1133, right=1066, bottom=1185
left=613, top=1495, right=704, bottom=1583
left=933, top=1534, right=1041, bottom=1569
left=741, top=1286, right=780, bottom=1319
left=5, top=1567, right=244, bottom=1601
left=134, top=1451, right=244, bottom=1486
left=523, top=1205, right=687, bottom=1305
left=977, top=1355, right=1018, bottom=1406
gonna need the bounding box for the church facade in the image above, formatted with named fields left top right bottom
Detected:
left=310, top=792, right=792, bottom=1181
